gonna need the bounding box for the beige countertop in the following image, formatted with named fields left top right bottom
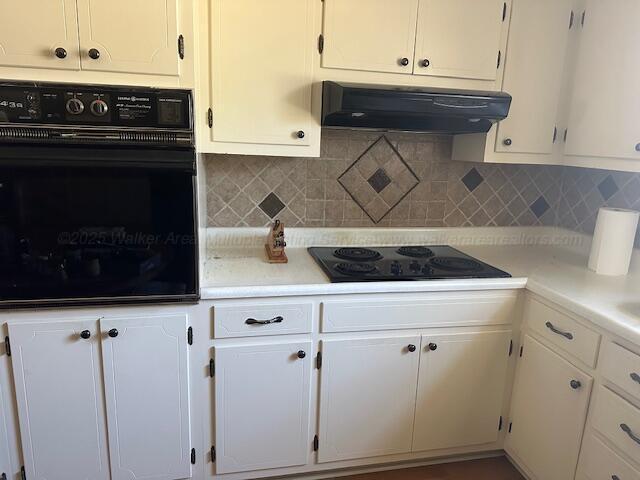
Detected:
left=201, top=226, right=640, bottom=344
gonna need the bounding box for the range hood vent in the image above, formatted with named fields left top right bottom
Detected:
left=321, top=81, right=512, bottom=134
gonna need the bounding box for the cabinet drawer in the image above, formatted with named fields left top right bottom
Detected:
left=525, top=297, right=601, bottom=367
left=322, top=291, right=518, bottom=333
left=593, top=386, right=640, bottom=465
left=578, top=434, right=640, bottom=480
left=601, top=341, right=640, bottom=402
left=213, top=301, right=313, bottom=338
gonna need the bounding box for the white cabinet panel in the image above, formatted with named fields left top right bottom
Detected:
left=506, top=335, right=592, bottom=480
left=322, top=0, right=419, bottom=74
left=414, top=0, right=505, bottom=80
left=214, top=341, right=312, bottom=474
left=565, top=0, right=640, bottom=160
left=0, top=0, right=79, bottom=70
left=209, top=0, right=317, bottom=149
left=318, top=335, right=420, bottom=463
left=100, top=314, right=191, bottom=480
left=0, top=340, right=17, bottom=480
left=496, top=0, right=574, bottom=154
left=413, top=331, right=511, bottom=452
left=77, top=0, right=180, bottom=76
left=8, top=320, right=110, bottom=480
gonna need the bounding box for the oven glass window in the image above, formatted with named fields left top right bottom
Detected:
left=0, top=164, right=197, bottom=303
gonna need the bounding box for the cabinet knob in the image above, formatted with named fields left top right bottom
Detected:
left=80, top=330, right=91, bottom=340
left=570, top=379, right=582, bottom=390
left=296, top=130, right=305, bottom=139
left=399, top=57, right=410, bottom=66
left=503, top=138, right=513, bottom=146
left=88, top=48, right=101, bottom=60
left=54, top=47, right=67, bottom=59
left=428, top=343, right=438, bottom=351
left=421, top=59, right=430, bottom=68
left=108, top=328, right=119, bottom=338
left=635, top=143, right=640, bottom=152
left=297, top=350, right=306, bottom=359
left=407, top=344, right=417, bottom=353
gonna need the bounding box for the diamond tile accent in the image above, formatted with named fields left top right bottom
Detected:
left=368, top=168, right=392, bottom=193
left=258, top=192, right=285, bottom=218
left=530, top=196, right=551, bottom=219
left=338, top=136, right=419, bottom=223
left=462, top=168, right=484, bottom=192
left=598, top=175, right=619, bottom=200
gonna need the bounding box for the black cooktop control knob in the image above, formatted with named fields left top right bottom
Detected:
left=422, top=265, right=435, bottom=275
left=66, top=98, right=85, bottom=115
left=90, top=99, right=109, bottom=117
left=409, top=261, right=421, bottom=273
left=390, top=261, right=403, bottom=276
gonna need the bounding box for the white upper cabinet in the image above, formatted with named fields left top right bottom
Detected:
left=506, top=335, right=592, bottom=480
left=0, top=0, right=80, bottom=70
left=76, top=0, right=180, bottom=76
left=8, top=319, right=110, bottom=480
left=414, top=0, right=506, bottom=80
left=205, top=0, right=318, bottom=155
left=321, top=0, right=419, bottom=75
left=100, top=314, right=191, bottom=480
left=317, top=335, right=420, bottom=463
left=214, top=341, right=312, bottom=474
left=412, top=331, right=511, bottom=452
left=496, top=0, right=574, bottom=154
left=565, top=0, right=640, bottom=161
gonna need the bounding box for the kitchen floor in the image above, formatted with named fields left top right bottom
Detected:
left=334, top=457, right=524, bottom=480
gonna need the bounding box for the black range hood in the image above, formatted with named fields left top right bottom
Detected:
left=322, top=81, right=512, bottom=134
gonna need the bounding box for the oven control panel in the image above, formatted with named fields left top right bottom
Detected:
left=0, top=82, right=192, bottom=129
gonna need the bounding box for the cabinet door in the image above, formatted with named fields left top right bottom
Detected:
left=413, top=331, right=511, bottom=452
left=506, top=335, right=592, bottom=480
left=214, top=341, right=312, bottom=474
left=318, top=335, right=421, bottom=463
left=0, top=340, right=17, bottom=480
left=0, top=0, right=79, bottom=70
left=100, top=314, right=191, bottom=480
left=496, top=0, right=574, bottom=154
left=322, top=0, right=419, bottom=74
left=565, top=0, right=640, bottom=160
left=209, top=0, right=316, bottom=149
left=414, top=0, right=505, bottom=80
left=8, top=320, right=110, bottom=480
left=77, top=0, right=180, bottom=76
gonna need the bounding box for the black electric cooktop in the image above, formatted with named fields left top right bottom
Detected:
left=308, top=246, right=511, bottom=283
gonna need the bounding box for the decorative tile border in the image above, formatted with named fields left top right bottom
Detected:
left=203, top=129, right=640, bottom=247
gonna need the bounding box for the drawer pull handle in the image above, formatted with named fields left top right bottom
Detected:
left=620, top=423, right=640, bottom=445
left=630, top=372, right=640, bottom=384
left=545, top=322, right=574, bottom=340
left=612, top=476, right=620, bottom=480
left=245, top=316, right=283, bottom=326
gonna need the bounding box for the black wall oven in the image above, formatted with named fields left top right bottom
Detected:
left=0, top=82, right=198, bottom=308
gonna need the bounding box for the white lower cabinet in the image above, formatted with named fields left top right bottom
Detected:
left=8, top=319, right=111, bottom=480
left=101, top=315, right=191, bottom=480
left=317, top=335, right=421, bottom=463
left=214, top=341, right=313, bottom=474
left=8, top=314, right=192, bottom=480
left=505, top=334, right=592, bottom=480
left=413, top=331, right=511, bottom=452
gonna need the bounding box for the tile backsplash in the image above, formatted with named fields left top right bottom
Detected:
left=204, top=129, right=640, bottom=246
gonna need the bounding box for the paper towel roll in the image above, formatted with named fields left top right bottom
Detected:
left=588, top=207, right=640, bottom=276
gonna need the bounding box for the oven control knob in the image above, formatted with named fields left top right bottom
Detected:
left=409, top=261, right=421, bottom=273
left=90, top=99, right=109, bottom=117
left=66, top=98, right=85, bottom=115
